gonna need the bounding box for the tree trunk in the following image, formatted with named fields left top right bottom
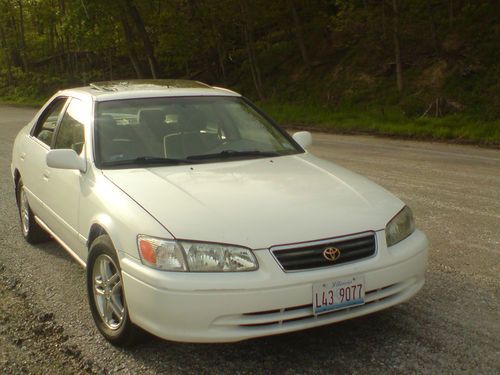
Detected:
left=426, top=0, right=439, bottom=55
left=391, top=0, right=403, bottom=92
left=122, top=0, right=160, bottom=78
left=49, top=25, right=55, bottom=74
left=5, top=4, right=22, bottom=68
left=287, top=0, right=310, bottom=66
left=128, top=51, right=143, bottom=79
left=208, top=12, right=226, bottom=84
left=119, top=14, right=144, bottom=78
left=17, top=0, right=28, bottom=71
left=381, top=0, right=386, bottom=38
left=65, top=34, right=71, bottom=76
left=448, top=0, right=454, bottom=28
left=17, top=0, right=25, bottom=48
left=55, top=2, right=65, bottom=74
left=0, top=25, right=13, bottom=84
left=217, top=43, right=227, bottom=84
left=240, top=0, right=264, bottom=100
left=108, top=52, right=113, bottom=80
left=59, top=0, right=65, bottom=15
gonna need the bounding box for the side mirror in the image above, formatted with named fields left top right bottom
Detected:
left=292, top=131, right=312, bottom=149
left=46, top=149, right=86, bottom=172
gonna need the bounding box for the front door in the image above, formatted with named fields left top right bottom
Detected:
left=44, top=97, right=90, bottom=259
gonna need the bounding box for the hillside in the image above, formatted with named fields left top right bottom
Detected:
left=0, top=0, right=498, bottom=144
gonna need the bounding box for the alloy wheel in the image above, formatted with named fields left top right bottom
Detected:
left=92, top=254, right=125, bottom=330
left=19, top=187, right=30, bottom=236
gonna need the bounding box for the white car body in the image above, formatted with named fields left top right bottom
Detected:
left=11, top=81, right=428, bottom=343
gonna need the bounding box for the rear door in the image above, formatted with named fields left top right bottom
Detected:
left=21, top=97, right=68, bottom=223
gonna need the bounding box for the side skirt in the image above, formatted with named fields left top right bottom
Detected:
left=34, top=216, right=87, bottom=268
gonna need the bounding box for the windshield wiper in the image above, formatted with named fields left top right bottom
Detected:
left=187, top=150, right=281, bottom=160
left=101, top=156, right=198, bottom=167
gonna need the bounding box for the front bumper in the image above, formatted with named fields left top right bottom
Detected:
left=120, top=229, right=428, bottom=343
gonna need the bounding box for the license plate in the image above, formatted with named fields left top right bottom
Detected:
left=313, top=275, right=365, bottom=314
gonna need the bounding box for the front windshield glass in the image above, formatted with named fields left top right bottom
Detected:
left=94, top=96, right=302, bottom=168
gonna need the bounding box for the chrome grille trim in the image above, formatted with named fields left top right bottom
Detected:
left=270, top=231, right=377, bottom=272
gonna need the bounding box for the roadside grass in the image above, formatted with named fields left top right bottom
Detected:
left=0, top=98, right=42, bottom=107
left=261, top=102, right=500, bottom=146
left=2, top=93, right=499, bottom=146
left=0, top=90, right=46, bottom=107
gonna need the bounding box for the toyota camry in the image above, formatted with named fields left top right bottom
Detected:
left=11, top=80, right=428, bottom=345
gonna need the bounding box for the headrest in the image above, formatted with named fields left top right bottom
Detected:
left=177, top=110, right=206, bottom=132
left=95, top=114, right=117, bottom=128
left=138, top=109, right=165, bottom=126
left=95, top=115, right=122, bottom=139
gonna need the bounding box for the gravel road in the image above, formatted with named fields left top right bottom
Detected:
left=1, top=105, right=499, bottom=374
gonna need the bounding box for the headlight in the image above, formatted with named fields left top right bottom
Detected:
left=137, top=235, right=258, bottom=272
left=385, top=206, right=415, bottom=247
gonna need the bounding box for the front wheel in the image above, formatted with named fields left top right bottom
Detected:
left=87, top=235, right=139, bottom=346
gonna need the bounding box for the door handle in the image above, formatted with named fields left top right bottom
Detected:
left=43, top=170, right=50, bottom=180
left=20, top=152, right=26, bottom=161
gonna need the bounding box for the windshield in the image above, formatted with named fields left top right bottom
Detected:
left=94, top=96, right=302, bottom=168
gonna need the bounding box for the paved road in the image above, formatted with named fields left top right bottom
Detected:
left=1, top=105, right=499, bottom=374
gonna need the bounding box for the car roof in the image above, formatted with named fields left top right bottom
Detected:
left=60, top=79, right=240, bottom=102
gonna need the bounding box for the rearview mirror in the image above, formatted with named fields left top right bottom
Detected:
left=292, top=131, right=312, bottom=149
left=46, top=149, right=86, bottom=172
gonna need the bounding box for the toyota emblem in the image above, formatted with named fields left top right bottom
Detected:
left=323, top=247, right=341, bottom=261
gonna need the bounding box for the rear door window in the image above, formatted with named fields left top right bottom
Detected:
left=32, top=97, right=68, bottom=147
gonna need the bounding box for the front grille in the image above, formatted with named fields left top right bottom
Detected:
left=271, top=233, right=376, bottom=271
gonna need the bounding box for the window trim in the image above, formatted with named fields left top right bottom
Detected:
left=30, top=96, right=70, bottom=148
left=52, top=97, right=86, bottom=154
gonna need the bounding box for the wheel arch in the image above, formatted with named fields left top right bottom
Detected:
left=85, top=214, right=138, bottom=262
left=14, top=169, right=21, bottom=204
left=87, top=223, right=108, bottom=250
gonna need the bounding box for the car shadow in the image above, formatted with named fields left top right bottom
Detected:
left=32, top=239, right=78, bottom=264
left=124, top=307, right=417, bottom=373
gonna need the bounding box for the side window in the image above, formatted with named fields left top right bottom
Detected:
left=54, top=98, right=87, bottom=154
left=33, top=98, right=67, bottom=147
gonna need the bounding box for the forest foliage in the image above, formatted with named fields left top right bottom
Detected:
left=0, top=0, right=498, bottom=142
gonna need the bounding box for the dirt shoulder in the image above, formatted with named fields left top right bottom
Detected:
left=0, top=264, right=102, bottom=374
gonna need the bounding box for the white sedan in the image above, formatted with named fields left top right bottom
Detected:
left=11, top=80, right=428, bottom=345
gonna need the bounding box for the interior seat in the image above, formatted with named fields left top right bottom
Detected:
left=137, top=109, right=168, bottom=157
left=96, top=115, right=142, bottom=161
left=164, top=110, right=221, bottom=158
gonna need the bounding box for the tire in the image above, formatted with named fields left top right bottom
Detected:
left=87, top=235, right=139, bottom=346
left=16, top=179, right=51, bottom=244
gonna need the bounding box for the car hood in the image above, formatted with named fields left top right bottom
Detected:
left=102, top=154, right=403, bottom=249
